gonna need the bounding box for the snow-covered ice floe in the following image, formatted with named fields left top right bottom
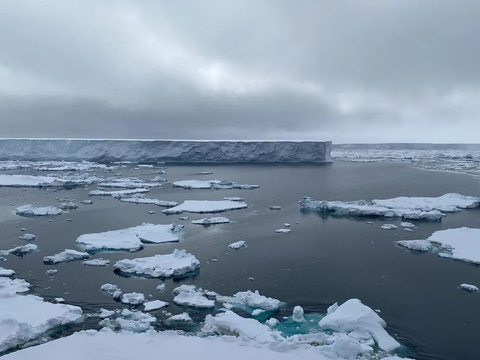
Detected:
left=119, top=195, right=177, bottom=207
left=121, top=292, right=145, bottom=305
left=0, top=277, right=83, bottom=353
left=459, top=283, right=479, bottom=292
left=144, top=300, right=169, bottom=311
left=167, top=312, right=193, bottom=322
left=228, top=240, right=247, bottom=250
left=162, top=200, right=247, bottom=214
left=301, top=193, right=480, bottom=221
left=0, top=174, right=61, bottom=187
left=0, top=267, right=15, bottom=277
left=43, top=249, right=90, bottom=264
left=99, top=309, right=155, bottom=332
left=216, top=290, right=282, bottom=313
left=191, top=217, right=230, bottom=225
left=173, top=180, right=213, bottom=189
left=76, top=223, right=183, bottom=253
left=83, top=258, right=110, bottom=267
left=381, top=224, right=398, bottom=230
left=18, top=233, right=36, bottom=241
left=173, top=285, right=215, bottom=309
left=15, top=205, right=63, bottom=217
left=89, top=188, right=150, bottom=197
left=2, top=244, right=38, bottom=257
left=397, top=227, right=480, bottom=264
left=113, top=249, right=200, bottom=278
left=275, top=228, right=292, bottom=233
left=173, top=179, right=260, bottom=190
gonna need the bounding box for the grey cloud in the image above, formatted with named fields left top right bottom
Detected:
left=0, top=0, right=479, bottom=142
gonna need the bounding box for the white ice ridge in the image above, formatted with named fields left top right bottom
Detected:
left=162, top=200, right=248, bottom=214
left=76, top=223, right=182, bottom=252
left=300, top=193, right=480, bottom=220
left=0, top=139, right=332, bottom=163
left=15, top=205, right=63, bottom=216
left=172, top=285, right=215, bottom=309
left=319, top=299, right=400, bottom=352
left=0, top=277, right=83, bottom=353
left=113, top=249, right=200, bottom=278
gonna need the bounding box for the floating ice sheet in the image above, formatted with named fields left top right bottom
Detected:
left=162, top=200, right=247, bottom=215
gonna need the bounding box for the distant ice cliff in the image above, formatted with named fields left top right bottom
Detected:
left=0, top=139, right=332, bottom=163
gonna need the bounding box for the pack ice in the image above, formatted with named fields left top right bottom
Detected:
left=301, top=193, right=480, bottom=220
left=0, top=277, right=82, bottom=353
left=113, top=249, right=200, bottom=278
left=162, top=200, right=247, bottom=214
left=75, top=223, right=182, bottom=252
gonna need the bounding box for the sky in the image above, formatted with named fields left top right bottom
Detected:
left=1, top=0, right=479, bottom=143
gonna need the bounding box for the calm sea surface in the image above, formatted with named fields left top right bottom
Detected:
left=1, top=162, right=480, bottom=360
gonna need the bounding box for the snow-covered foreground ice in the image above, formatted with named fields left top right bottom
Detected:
left=301, top=193, right=480, bottom=220
left=113, top=249, right=200, bottom=278
left=76, top=223, right=182, bottom=252
left=397, top=227, right=480, bottom=264
left=163, top=200, right=248, bottom=214
left=15, top=205, right=63, bottom=217
left=0, top=277, right=83, bottom=353
left=191, top=217, right=230, bottom=225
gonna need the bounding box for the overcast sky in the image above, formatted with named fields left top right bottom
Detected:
left=1, top=0, right=479, bottom=143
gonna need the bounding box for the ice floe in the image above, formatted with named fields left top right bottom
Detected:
left=45, top=269, right=58, bottom=276
left=89, top=188, right=150, bottom=197
left=210, top=180, right=260, bottom=190
left=113, top=249, right=200, bottom=278
left=292, top=306, right=305, bottom=322
left=76, top=223, right=182, bottom=252
left=400, top=222, right=415, bottom=228
left=275, top=228, right=292, bottom=233
left=173, top=180, right=213, bottom=189
left=217, top=290, right=282, bottom=312
left=396, top=240, right=433, bottom=252
left=0, top=267, right=15, bottom=277
left=43, top=249, right=90, bottom=264
left=229, top=240, right=247, bottom=250
left=381, top=224, right=398, bottom=230
left=301, top=193, right=480, bottom=221
left=163, top=200, right=247, bottom=214
left=156, top=284, right=166, bottom=292
left=18, top=233, right=36, bottom=241
left=428, top=227, right=480, bottom=264
left=119, top=195, right=177, bottom=207
left=15, top=205, right=63, bottom=217
left=0, top=174, right=61, bottom=187
left=459, top=283, right=479, bottom=292
left=98, top=309, right=115, bottom=319
left=121, top=292, right=145, bottom=305
left=83, top=258, right=110, bottom=267
left=3, top=244, right=38, bottom=256
left=172, top=285, right=215, bottom=309
left=223, top=197, right=245, bottom=201
left=144, top=300, right=168, bottom=311
left=191, top=217, right=230, bottom=225
left=99, top=309, right=155, bottom=332
left=167, top=312, right=192, bottom=322
left=319, top=299, right=400, bottom=352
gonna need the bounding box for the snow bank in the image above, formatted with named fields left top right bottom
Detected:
left=76, top=223, right=182, bottom=252
left=15, top=205, right=63, bottom=216
left=113, top=249, right=200, bottom=278
left=0, top=139, right=332, bottom=163
left=301, top=193, right=480, bottom=220
left=163, top=200, right=248, bottom=214
left=319, top=299, right=400, bottom=352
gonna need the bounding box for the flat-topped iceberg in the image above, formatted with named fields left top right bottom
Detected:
left=191, top=217, right=230, bottom=225
left=163, top=200, right=247, bottom=214
left=43, top=249, right=90, bottom=264
left=0, top=277, right=83, bottom=353
left=113, top=249, right=200, bottom=278
left=172, top=285, right=215, bottom=309
left=15, top=205, right=63, bottom=217
left=301, top=193, right=480, bottom=221
left=319, top=299, right=400, bottom=352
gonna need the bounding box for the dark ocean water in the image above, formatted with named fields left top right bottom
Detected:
left=1, top=162, right=480, bottom=360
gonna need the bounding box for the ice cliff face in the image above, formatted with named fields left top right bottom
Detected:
left=0, top=139, right=332, bottom=163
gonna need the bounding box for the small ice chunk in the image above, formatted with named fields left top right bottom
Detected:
left=223, top=197, right=245, bottom=202
left=460, top=283, right=479, bottom=292
left=60, top=202, right=78, bottom=210
left=191, top=217, right=230, bottom=225
left=217, top=290, right=281, bottom=311
left=284, top=223, right=291, bottom=227
left=15, top=205, right=63, bottom=216
left=251, top=309, right=266, bottom=316
left=83, top=258, right=110, bottom=267
left=43, top=249, right=90, bottom=264
left=55, top=298, right=65, bottom=303
left=81, top=200, right=93, bottom=205
left=404, top=228, right=414, bottom=232
left=396, top=240, right=433, bottom=252
left=0, top=267, right=15, bottom=277
left=121, top=292, right=145, bottom=305
left=178, top=216, right=189, bottom=220
left=167, top=312, right=192, bottom=322
left=89, top=188, right=150, bottom=197
left=98, top=309, right=115, bottom=319
left=381, top=224, right=398, bottom=230
left=156, top=284, right=166, bottom=292
left=147, top=211, right=155, bottom=214
left=269, top=206, right=282, bottom=210
left=144, top=300, right=169, bottom=311
left=292, top=306, right=304, bottom=322
left=172, top=285, right=215, bottom=309
left=400, top=221, right=415, bottom=228
left=332, top=337, right=364, bottom=359
left=265, top=318, right=279, bottom=327
left=229, top=241, right=247, bottom=250
left=114, top=249, right=200, bottom=278
left=173, top=180, right=212, bottom=189
left=45, top=269, right=58, bottom=276
left=18, top=233, right=36, bottom=241
left=7, top=243, right=38, bottom=256
left=275, top=228, right=291, bottom=233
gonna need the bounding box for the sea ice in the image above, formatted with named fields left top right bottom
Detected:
left=144, top=300, right=169, bottom=311
left=98, top=309, right=115, bottom=319
left=156, top=284, right=166, bottom=292
left=173, top=180, right=212, bottom=189
left=89, top=188, right=150, bottom=197
left=396, top=240, right=433, bottom=252
left=113, top=249, right=200, bottom=278
left=83, top=258, right=110, bottom=267
left=99, top=309, right=155, bottom=332
left=191, top=217, right=230, bottom=225
left=400, top=222, right=415, bottom=228
left=43, top=249, right=90, bottom=264
left=119, top=196, right=177, bottom=207
left=0, top=267, right=15, bottom=277
left=427, top=227, right=480, bottom=264
left=319, top=299, right=400, bottom=352
left=59, top=201, right=78, bottom=210
left=162, top=200, right=248, bottom=214
left=81, top=200, right=93, bottom=204
left=223, top=197, right=245, bottom=201
left=210, top=180, right=260, bottom=190
left=0, top=277, right=30, bottom=296
left=275, top=228, right=291, bottom=233
left=292, top=306, right=305, bottom=322
left=0, top=174, right=61, bottom=187
left=45, top=269, right=58, bottom=276
left=55, top=298, right=65, bottom=303
left=100, top=283, right=121, bottom=294
left=18, top=233, right=36, bottom=241
left=459, top=283, right=479, bottom=292
left=172, top=285, right=215, bottom=309
left=252, top=309, right=266, bottom=316
left=269, top=206, right=282, bottom=210
left=167, top=312, right=193, bottom=322
left=76, top=223, right=182, bottom=252
left=217, top=290, right=282, bottom=312
left=381, top=224, right=398, bottom=230
left=6, top=244, right=38, bottom=256
left=15, top=205, right=63, bottom=216
left=121, top=292, right=145, bottom=305
left=228, top=240, right=247, bottom=250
